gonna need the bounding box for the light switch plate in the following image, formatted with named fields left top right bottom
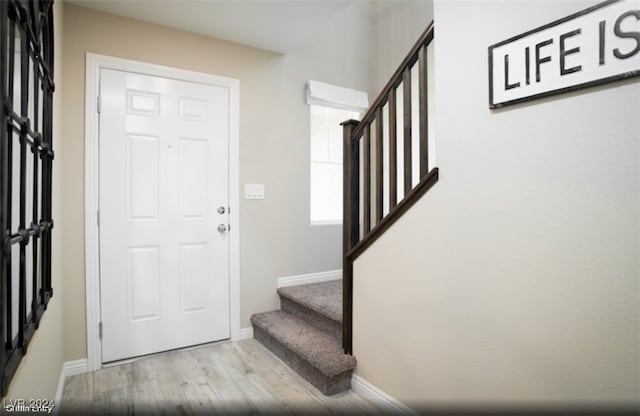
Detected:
left=244, top=184, right=265, bottom=200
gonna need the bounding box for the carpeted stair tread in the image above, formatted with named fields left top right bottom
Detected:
left=250, top=310, right=355, bottom=378
left=277, top=280, right=342, bottom=323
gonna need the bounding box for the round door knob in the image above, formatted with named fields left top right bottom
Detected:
left=217, top=224, right=227, bottom=233
left=217, top=206, right=226, bottom=215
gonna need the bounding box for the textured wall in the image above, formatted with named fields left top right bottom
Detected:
left=354, top=0, right=639, bottom=409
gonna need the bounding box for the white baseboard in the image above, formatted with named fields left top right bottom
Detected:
left=54, top=359, right=89, bottom=405
left=237, top=327, right=254, bottom=340
left=277, top=270, right=341, bottom=288
left=352, top=374, right=417, bottom=415
left=54, top=368, right=66, bottom=408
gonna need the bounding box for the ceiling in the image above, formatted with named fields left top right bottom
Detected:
left=65, top=0, right=354, bottom=54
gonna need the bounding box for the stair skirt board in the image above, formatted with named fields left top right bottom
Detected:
left=280, top=296, right=342, bottom=341
left=253, top=326, right=353, bottom=396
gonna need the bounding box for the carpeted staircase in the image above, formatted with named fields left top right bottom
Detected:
left=250, top=280, right=356, bottom=395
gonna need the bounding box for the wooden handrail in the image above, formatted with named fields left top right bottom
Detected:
left=351, top=21, right=434, bottom=140
left=347, top=168, right=438, bottom=262
left=342, top=20, right=436, bottom=355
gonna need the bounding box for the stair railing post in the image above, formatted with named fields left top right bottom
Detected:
left=341, top=119, right=359, bottom=355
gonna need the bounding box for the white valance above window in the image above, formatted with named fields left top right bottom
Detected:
left=306, top=80, right=369, bottom=114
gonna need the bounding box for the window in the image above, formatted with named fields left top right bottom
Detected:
left=307, top=81, right=368, bottom=225
left=310, top=105, right=359, bottom=224
left=0, top=0, right=55, bottom=396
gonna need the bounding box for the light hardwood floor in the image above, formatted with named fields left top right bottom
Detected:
left=61, top=339, right=387, bottom=414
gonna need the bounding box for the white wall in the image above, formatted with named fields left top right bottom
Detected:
left=6, top=0, right=65, bottom=399
left=61, top=2, right=370, bottom=361
left=354, top=0, right=639, bottom=409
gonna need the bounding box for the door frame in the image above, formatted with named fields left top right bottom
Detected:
left=84, top=53, right=241, bottom=371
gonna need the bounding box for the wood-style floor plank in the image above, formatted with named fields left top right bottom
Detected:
left=61, top=339, right=389, bottom=414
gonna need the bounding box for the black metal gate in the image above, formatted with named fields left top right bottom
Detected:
left=0, top=0, right=55, bottom=396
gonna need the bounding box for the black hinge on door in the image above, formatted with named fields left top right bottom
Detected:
left=97, top=95, right=102, bottom=113
left=99, top=322, right=103, bottom=340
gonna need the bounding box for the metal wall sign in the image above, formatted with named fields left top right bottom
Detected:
left=489, top=0, right=640, bottom=109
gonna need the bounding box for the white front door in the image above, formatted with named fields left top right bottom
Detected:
left=99, top=68, right=230, bottom=363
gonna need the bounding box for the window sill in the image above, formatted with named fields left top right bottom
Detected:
left=310, top=220, right=342, bottom=227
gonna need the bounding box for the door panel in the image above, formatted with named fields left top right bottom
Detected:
left=127, top=246, right=161, bottom=321
left=99, top=68, right=230, bottom=363
left=179, top=243, right=210, bottom=314
left=127, top=134, right=159, bottom=220
left=179, top=138, right=208, bottom=218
